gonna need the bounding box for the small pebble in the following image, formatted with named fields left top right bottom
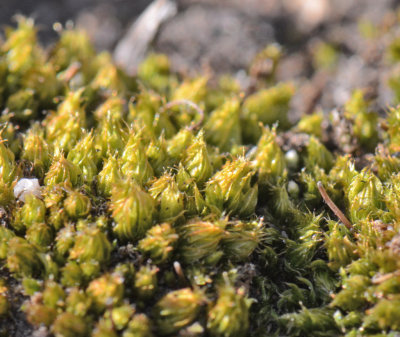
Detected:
left=285, top=149, right=299, bottom=170
left=287, top=180, right=300, bottom=198
left=13, top=178, right=42, bottom=202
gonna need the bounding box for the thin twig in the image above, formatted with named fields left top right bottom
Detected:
left=372, top=270, right=400, bottom=284
left=163, top=99, right=205, bottom=130
left=62, top=61, right=81, bottom=82
left=317, top=181, right=352, bottom=229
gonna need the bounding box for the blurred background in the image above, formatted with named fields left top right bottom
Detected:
left=1, top=0, right=400, bottom=115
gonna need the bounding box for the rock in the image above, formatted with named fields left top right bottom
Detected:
left=13, top=178, right=41, bottom=203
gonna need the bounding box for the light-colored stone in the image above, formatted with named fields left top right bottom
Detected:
left=13, top=178, right=42, bottom=202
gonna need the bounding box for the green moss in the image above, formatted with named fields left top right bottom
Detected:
left=1, top=15, right=400, bottom=337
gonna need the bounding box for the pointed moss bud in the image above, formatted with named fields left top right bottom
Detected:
left=172, top=77, right=207, bottom=103
left=250, top=44, right=282, bottom=83
left=93, top=318, right=118, bottom=337
left=128, top=89, right=158, bottom=130
left=242, top=83, right=294, bottom=142
left=279, top=306, right=338, bottom=336
left=176, top=163, right=193, bottom=192
left=110, top=179, right=156, bottom=241
left=166, top=128, right=194, bottom=164
left=387, top=106, right=400, bottom=152
left=205, top=157, right=258, bottom=217
left=7, top=237, right=43, bottom=278
left=42, top=280, right=65, bottom=309
left=0, top=226, right=15, bottom=259
left=0, top=280, right=8, bottom=316
left=385, top=174, right=400, bottom=220
left=331, top=274, right=371, bottom=312
left=23, top=279, right=44, bottom=299
left=137, top=53, right=172, bottom=92
left=252, top=126, right=285, bottom=185
left=374, top=149, right=400, bottom=182
left=94, top=95, right=125, bottom=121
left=222, top=219, right=263, bottom=261
left=183, top=131, right=212, bottom=185
left=299, top=166, right=332, bottom=208
left=22, top=124, right=52, bottom=177
left=154, top=288, right=204, bottom=335
left=63, top=189, right=91, bottom=219
left=50, top=28, right=95, bottom=73
left=0, top=114, right=19, bottom=155
left=67, top=131, right=98, bottom=182
left=306, top=136, right=334, bottom=172
left=13, top=194, right=45, bottom=231
left=4, top=20, right=56, bottom=103
left=149, top=173, right=184, bottom=222
left=80, top=259, right=101, bottom=279
left=46, top=203, right=68, bottom=230
left=179, top=219, right=225, bottom=264
left=329, top=155, right=357, bottom=192
left=0, top=180, right=14, bottom=207
left=45, top=89, right=86, bottom=153
left=96, top=110, right=129, bottom=158
left=146, top=136, right=170, bottom=177
left=185, top=181, right=208, bottom=217
left=296, top=111, right=324, bottom=138
left=108, top=304, right=135, bottom=330
left=207, top=273, right=253, bottom=337
left=25, top=300, right=57, bottom=327
left=6, top=88, right=38, bottom=121
left=269, top=180, right=296, bottom=217
left=44, top=151, right=82, bottom=187
left=138, top=223, right=178, bottom=264
left=347, top=169, right=384, bottom=223
left=206, top=75, right=240, bottom=111
left=134, top=264, right=159, bottom=300
left=55, top=224, right=76, bottom=258
left=26, top=223, right=53, bottom=249
left=0, top=138, right=16, bottom=184
left=325, top=221, right=358, bottom=270
left=91, top=52, right=127, bottom=93
left=123, top=314, right=154, bottom=337
left=87, top=273, right=124, bottom=312
left=364, top=299, right=400, bottom=331
left=61, top=261, right=83, bottom=287
left=0, top=61, right=6, bottom=107
left=43, top=183, right=65, bottom=209
left=65, top=287, right=92, bottom=317
left=69, top=226, right=112, bottom=264
left=120, top=131, right=154, bottom=185
left=98, top=155, right=122, bottom=197
left=344, top=89, right=379, bottom=151
left=3, top=17, right=39, bottom=73
left=38, top=253, right=59, bottom=280
left=204, top=97, right=242, bottom=152
left=171, top=77, right=207, bottom=126
left=23, top=62, right=59, bottom=104
left=128, top=89, right=176, bottom=138
left=51, top=312, right=88, bottom=337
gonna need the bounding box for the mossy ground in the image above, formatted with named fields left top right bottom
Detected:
left=2, top=7, right=400, bottom=337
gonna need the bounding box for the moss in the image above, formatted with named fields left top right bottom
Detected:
left=2, top=15, right=400, bottom=337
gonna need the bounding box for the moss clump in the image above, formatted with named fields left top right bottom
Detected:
left=2, top=15, right=400, bottom=337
